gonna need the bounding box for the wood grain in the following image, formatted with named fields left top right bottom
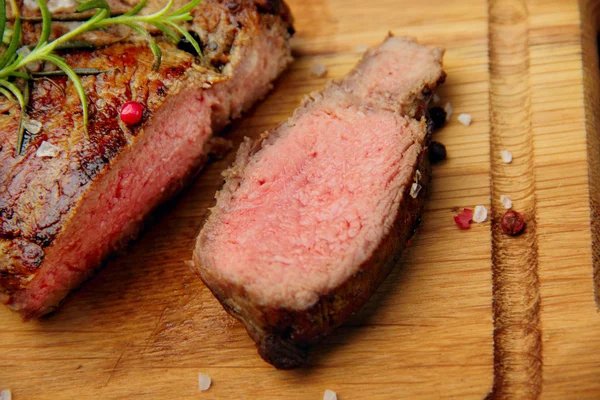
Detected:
left=1, top=0, right=600, bottom=398
left=581, top=0, right=600, bottom=307
left=488, top=1, right=542, bottom=398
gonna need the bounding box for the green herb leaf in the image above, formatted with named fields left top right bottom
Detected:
left=35, top=0, right=52, bottom=48
left=40, top=54, right=89, bottom=131
left=170, top=0, right=201, bottom=17
left=0, top=80, right=27, bottom=154
left=149, top=40, right=162, bottom=71
left=54, top=40, right=97, bottom=50
left=123, top=0, right=147, bottom=17
left=76, top=0, right=111, bottom=12
left=32, top=68, right=105, bottom=77
left=0, top=0, right=7, bottom=50
left=0, top=16, right=20, bottom=69
left=9, top=70, right=29, bottom=79
left=0, top=87, right=15, bottom=102
left=151, top=22, right=180, bottom=43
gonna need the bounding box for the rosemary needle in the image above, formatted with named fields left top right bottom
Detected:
left=0, top=0, right=203, bottom=155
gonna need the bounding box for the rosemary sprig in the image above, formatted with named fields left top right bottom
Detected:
left=0, top=0, right=202, bottom=155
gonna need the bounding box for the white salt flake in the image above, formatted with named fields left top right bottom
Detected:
left=410, top=183, right=422, bottom=199
left=414, top=170, right=422, bottom=182
left=323, top=389, right=337, bottom=400
left=501, top=150, right=513, bottom=164
left=473, top=205, right=488, bottom=223
left=310, top=62, right=328, bottom=78
left=198, top=373, right=211, bottom=391
left=433, top=93, right=441, bottom=104
left=24, top=118, right=42, bottom=134
left=36, top=141, right=60, bottom=158
left=500, top=195, right=512, bottom=209
left=458, top=113, right=472, bottom=126
left=0, top=389, right=11, bottom=400
left=444, top=102, right=453, bottom=121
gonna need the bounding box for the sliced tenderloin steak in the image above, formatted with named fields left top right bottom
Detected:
left=0, top=0, right=293, bottom=319
left=194, top=36, right=445, bottom=369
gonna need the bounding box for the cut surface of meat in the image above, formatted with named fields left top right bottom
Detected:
left=0, top=0, right=293, bottom=319
left=194, top=36, right=445, bottom=368
left=204, top=107, right=425, bottom=310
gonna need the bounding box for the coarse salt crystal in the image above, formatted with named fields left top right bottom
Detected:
left=410, top=183, right=421, bottom=198
left=473, top=205, right=488, bottom=223
left=323, top=389, right=337, bottom=400
left=198, top=373, right=211, bottom=391
left=310, top=62, right=328, bottom=78
left=414, top=170, right=421, bottom=182
left=500, top=195, right=512, bottom=209
left=0, top=389, right=11, bottom=400
left=458, top=113, right=472, bottom=126
left=433, top=93, right=441, bottom=104
left=501, top=150, right=512, bottom=163
left=36, top=141, right=60, bottom=158
left=24, top=119, right=42, bottom=134
left=444, top=102, right=453, bottom=121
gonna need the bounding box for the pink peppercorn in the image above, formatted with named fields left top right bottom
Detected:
left=120, top=101, right=144, bottom=125
left=454, top=208, right=473, bottom=229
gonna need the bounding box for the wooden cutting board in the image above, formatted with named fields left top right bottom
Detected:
left=2, top=0, right=600, bottom=398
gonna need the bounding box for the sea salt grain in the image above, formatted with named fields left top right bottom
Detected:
left=414, top=169, right=422, bottom=182
left=36, top=141, right=60, bottom=158
left=444, top=102, right=453, bottom=121
left=0, top=389, right=11, bottom=400
left=433, top=93, right=441, bottom=104
left=410, top=183, right=422, bottom=198
left=473, top=205, right=488, bottom=223
left=500, top=195, right=512, bottom=209
left=198, top=373, right=211, bottom=391
left=310, top=62, right=328, bottom=78
left=323, top=389, right=337, bottom=400
left=458, top=113, right=472, bottom=126
left=501, top=150, right=513, bottom=164
left=24, top=118, right=42, bottom=134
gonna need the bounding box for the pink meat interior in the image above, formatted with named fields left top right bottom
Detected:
left=12, top=90, right=214, bottom=314
left=202, top=104, right=426, bottom=310
left=345, top=37, right=444, bottom=105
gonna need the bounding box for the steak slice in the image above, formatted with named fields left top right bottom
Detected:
left=0, top=0, right=293, bottom=319
left=194, top=36, right=445, bottom=369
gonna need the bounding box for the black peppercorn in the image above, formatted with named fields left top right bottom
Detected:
left=429, top=141, right=447, bottom=164
left=429, top=106, right=447, bottom=130
left=177, top=30, right=202, bottom=56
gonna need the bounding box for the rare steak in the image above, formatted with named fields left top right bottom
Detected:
left=0, top=0, right=293, bottom=319
left=194, top=36, right=445, bottom=369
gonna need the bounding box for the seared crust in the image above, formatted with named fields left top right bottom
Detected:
left=0, top=0, right=293, bottom=313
